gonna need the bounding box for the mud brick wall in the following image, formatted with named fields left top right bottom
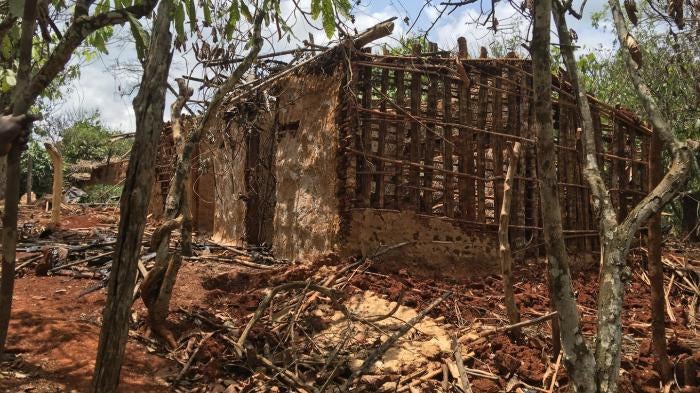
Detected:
left=344, top=209, right=499, bottom=276
left=151, top=47, right=653, bottom=277
left=272, top=73, right=343, bottom=261
left=342, top=49, right=652, bottom=257
left=210, top=116, right=261, bottom=245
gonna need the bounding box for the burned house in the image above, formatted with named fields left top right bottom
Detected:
left=152, top=38, right=653, bottom=277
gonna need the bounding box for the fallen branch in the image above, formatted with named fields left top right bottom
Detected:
left=174, top=331, right=218, bottom=383
left=547, top=351, right=563, bottom=393
left=47, top=251, right=113, bottom=273
left=452, top=336, right=473, bottom=393
left=184, top=255, right=277, bottom=270
left=461, top=311, right=558, bottom=342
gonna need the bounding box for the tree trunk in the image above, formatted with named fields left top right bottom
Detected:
left=90, top=1, right=173, bottom=391
left=142, top=12, right=265, bottom=348
left=141, top=78, right=192, bottom=348
left=44, top=143, right=62, bottom=227
left=554, top=3, right=696, bottom=390
left=532, top=1, right=597, bottom=391
left=0, top=0, right=37, bottom=354
left=647, top=132, right=671, bottom=382
left=498, top=141, right=521, bottom=338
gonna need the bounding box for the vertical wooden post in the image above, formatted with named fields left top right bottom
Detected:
left=522, top=72, right=537, bottom=229
left=493, top=71, right=504, bottom=223
left=508, top=69, right=524, bottom=228
left=612, top=117, right=625, bottom=218
left=476, top=48, right=488, bottom=222
left=409, top=43, right=422, bottom=211
left=557, top=100, right=569, bottom=228
left=499, top=142, right=522, bottom=338
left=457, top=36, right=468, bottom=59
left=359, top=62, right=373, bottom=207
left=457, top=38, right=474, bottom=220
left=443, top=76, right=454, bottom=217
left=394, top=69, right=406, bottom=210
left=376, top=61, right=389, bottom=208
left=647, top=131, right=672, bottom=382
left=576, top=127, right=591, bottom=251
left=44, top=143, right=63, bottom=228
left=423, top=42, right=438, bottom=213
left=26, top=153, right=32, bottom=204
left=591, top=107, right=603, bottom=250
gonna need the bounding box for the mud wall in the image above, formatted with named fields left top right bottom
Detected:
left=272, top=72, right=343, bottom=260
left=210, top=121, right=249, bottom=245
left=343, top=209, right=500, bottom=278
left=190, top=142, right=216, bottom=234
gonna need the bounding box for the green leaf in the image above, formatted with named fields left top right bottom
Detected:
left=8, top=0, right=24, bottom=18
left=321, top=0, right=335, bottom=38
left=174, top=2, right=186, bottom=40
left=225, top=0, right=240, bottom=39
left=185, top=0, right=197, bottom=31
left=127, top=13, right=150, bottom=63
left=239, top=2, right=252, bottom=22
left=311, top=0, right=321, bottom=18
left=334, top=0, right=351, bottom=18
left=95, top=0, right=110, bottom=14
left=202, top=0, right=212, bottom=26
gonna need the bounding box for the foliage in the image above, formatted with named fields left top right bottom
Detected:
left=27, top=109, right=132, bottom=196
left=80, top=184, right=124, bottom=204
left=578, top=1, right=700, bottom=234
left=388, top=35, right=429, bottom=55
left=59, top=116, right=132, bottom=165
left=579, top=3, right=700, bottom=141
left=19, top=140, right=52, bottom=197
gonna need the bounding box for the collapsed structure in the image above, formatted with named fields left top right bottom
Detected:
left=151, top=31, right=654, bottom=277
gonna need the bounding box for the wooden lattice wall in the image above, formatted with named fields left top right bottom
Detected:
left=340, top=45, right=652, bottom=251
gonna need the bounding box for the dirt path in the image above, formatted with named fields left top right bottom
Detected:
left=0, top=274, right=175, bottom=392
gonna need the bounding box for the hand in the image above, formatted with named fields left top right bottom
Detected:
left=0, top=114, right=35, bottom=156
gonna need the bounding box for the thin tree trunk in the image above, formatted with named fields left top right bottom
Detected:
left=142, top=12, right=265, bottom=347
left=44, top=143, right=62, bottom=227
left=532, top=1, right=597, bottom=391
left=0, top=0, right=37, bottom=354
left=141, top=78, right=192, bottom=348
left=647, top=132, right=671, bottom=382
left=554, top=3, right=696, bottom=390
left=90, top=1, right=173, bottom=391
left=498, top=141, right=521, bottom=338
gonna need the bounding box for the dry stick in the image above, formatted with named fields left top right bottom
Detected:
left=184, top=255, right=277, bottom=270
left=370, top=241, right=415, bottom=258
left=174, top=331, right=217, bottom=383
left=462, top=311, right=558, bottom=342
left=441, top=363, right=450, bottom=390
left=498, top=142, right=522, bottom=337
left=237, top=282, right=353, bottom=356
left=452, top=336, right=473, bottom=393
left=48, top=251, right=114, bottom=273
left=226, top=18, right=396, bottom=106
left=341, top=291, right=451, bottom=392
left=665, top=274, right=677, bottom=323
left=395, top=367, right=444, bottom=393
left=14, top=254, right=42, bottom=272
left=547, top=351, right=563, bottom=393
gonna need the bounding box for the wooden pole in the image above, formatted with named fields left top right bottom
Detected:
left=498, top=142, right=522, bottom=338
left=44, top=143, right=62, bottom=228
left=647, top=131, right=671, bottom=382
left=26, top=153, right=32, bottom=204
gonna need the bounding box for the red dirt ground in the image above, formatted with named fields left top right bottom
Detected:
left=1, top=274, right=175, bottom=392
left=1, top=206, right=698, bottom=392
